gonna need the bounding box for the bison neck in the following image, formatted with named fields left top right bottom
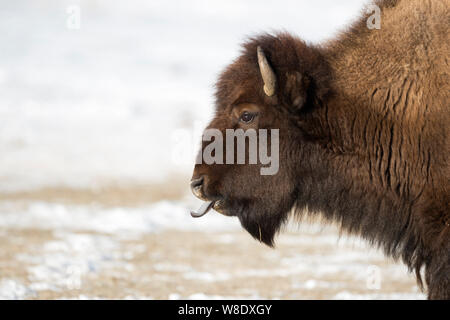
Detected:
left=289, top=0, right=448, bottom=298
left=292, top=0, right=450, bottom=280
left=292, top=143, right=426, bottom=273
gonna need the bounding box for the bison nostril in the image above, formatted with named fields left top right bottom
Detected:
left=190, top=176, right=207, bottom=200
left=190, top=176, right=204, bottom=191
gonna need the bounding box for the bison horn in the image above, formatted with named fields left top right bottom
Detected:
left=257, top=46, right=277, bottom=96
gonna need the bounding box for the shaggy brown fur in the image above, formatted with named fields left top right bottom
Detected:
left=191, top=0, right=449, bottom=299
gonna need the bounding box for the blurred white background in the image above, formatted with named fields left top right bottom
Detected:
left=0, top=0, right=370, bottom=191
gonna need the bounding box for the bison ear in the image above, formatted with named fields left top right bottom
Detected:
left=284, top=71, right=309, bottom=111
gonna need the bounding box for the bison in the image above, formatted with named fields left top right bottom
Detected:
left=190, top=0, right=449, bottom=299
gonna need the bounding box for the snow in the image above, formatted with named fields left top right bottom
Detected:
left=0, top=0, right=370, bottom=191
left=0, top=279, right=33, bottom=299
left=0, top=201, right=241, bottom=235
left=13, top=231, right=119, bottom=294
left=183, top=271, right=231, bottom=282
left=0, top=200, right=426, bottom=299
left=171, top=292, right=264, bottom=300
left=333, top=291, right=424, bottom=300
left=187, top=292, right=263, bottom=300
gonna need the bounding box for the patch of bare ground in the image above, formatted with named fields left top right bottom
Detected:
left=0, top=176, right=422, bottom=299
left=0, top=229, right=54, bottom=294
left=0, top=175, right=189, bottom=207
left=20, top=230, right=421, bottom=299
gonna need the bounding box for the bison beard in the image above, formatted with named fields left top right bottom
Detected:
left=190, top=0, right=449, bottom=299
left=237, top=198, right=291, bottom=247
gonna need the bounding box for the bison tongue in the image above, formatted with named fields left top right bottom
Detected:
left=190, top=201, right=215, bottom=218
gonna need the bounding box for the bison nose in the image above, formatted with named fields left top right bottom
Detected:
left=190, top=176, right=205, bottom=199
left=190, top=176, right=204, bottom=189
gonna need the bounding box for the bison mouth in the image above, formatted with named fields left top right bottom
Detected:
left=191, top=197, right=283, bottom=247
left=190, top=199, right=233, bottom=218
left=190, top=178, right=235, bottom=217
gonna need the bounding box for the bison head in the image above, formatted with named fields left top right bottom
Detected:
left=190, top=33, right=330, bottom=246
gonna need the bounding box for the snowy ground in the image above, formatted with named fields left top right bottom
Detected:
left=0, top=0, right=425, bottom=299
left=0, top=198, right=424, bottom=300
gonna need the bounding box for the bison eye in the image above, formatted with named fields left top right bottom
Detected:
left=239, top=111, right=256, bottom=124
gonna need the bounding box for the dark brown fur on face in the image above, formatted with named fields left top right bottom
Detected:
left=191, top=0, right=449, bottom=299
